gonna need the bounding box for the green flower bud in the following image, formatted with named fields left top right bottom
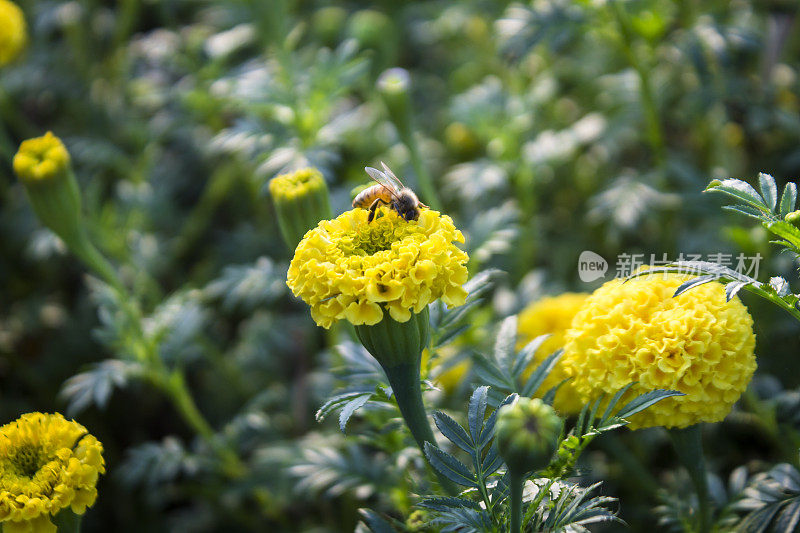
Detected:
left=13, top=132, right=120, bottom=288
left=346, top=9, right=398, bottom=72
left=311, top=6, right=347, bottom=47
left=377, top=68, right=412, bottom=142
left=496, top=397, right=562, bottom=474
left=268, top=167, right=332, bottom=250
left=785, top=210, right=800, bottom=226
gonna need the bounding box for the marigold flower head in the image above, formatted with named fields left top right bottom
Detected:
left=0, top=413, right=105, bottom=532
left=517, top=293, right=590, bottom=414
left=287, top=207, right=468, bottom=328
left=0, top=0, right=26, bottom=66
left=13, top=133, right=71, bottom=184
left=562, top=272, right=756, bottom=429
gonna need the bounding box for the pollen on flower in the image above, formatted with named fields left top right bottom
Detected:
left=0, top=413, right=105, bottom=532
left=562, top=271, right=757, bottom=429
left=517, top=293, right=590, bottom=414
left=13, top=132, right=71, bottom=183
left=287, top=207, right=469, bottom=328
left=0, top=0, right=26, bottom=66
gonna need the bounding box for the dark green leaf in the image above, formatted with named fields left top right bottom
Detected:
left=511, top=334, right=551, bottom=378
left=725, top=281, right=749, bottom=301
left=521, top=349, right=563, bottom=397
left=358, top=509, right=398, bottom=533
left=494, top=316, right=517, bottom=370
left=722, top=204, right=766, bottom=220
left=433, top=412, right=473, bottom=452
left=615, top=389, right=683, bottom=419
left=418, top=497, right=481, bottom=512
left=479, top=393, right=518, bottom=449
left=424, top=442, right=478, bottom=488
left=468, top=386, right=490, bottom=443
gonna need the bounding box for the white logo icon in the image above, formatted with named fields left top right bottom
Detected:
left=578, top=251, right=608, bottom=282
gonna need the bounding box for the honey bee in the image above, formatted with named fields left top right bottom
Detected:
left=352, top=162, right=428, bottom=223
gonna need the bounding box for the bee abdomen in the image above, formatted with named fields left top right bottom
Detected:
left=353, top=184, right=391, bottom=208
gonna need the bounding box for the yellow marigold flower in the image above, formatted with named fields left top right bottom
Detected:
left=287, top=207, right=469, bottom=328
left=0, top=413, right=105, bottom=532
left=13, top=132, right=70, bottom=184
left=562, top=272, right=756, bottom=429
left=517, top=293, right=590, bottom=414
left=0, top=0, right=26, bottom=66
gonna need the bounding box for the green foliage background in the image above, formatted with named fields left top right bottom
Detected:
left=2, top=0, right=800, bottom=531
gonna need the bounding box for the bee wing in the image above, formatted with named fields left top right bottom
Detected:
left=380, top=161, right=407, bottom=189
left=364, top=166, right=400, bottom=197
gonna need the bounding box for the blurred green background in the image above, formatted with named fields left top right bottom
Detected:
left=2, top=0, right=800, bottom=531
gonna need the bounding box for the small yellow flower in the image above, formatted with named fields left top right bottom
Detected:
left=287, top=207, right=468, bottom=328
left=517, top=293, right=590, bottom=414
left=13, top=132, right=71, bottom=184
left=0, top=0, right=26, bottom=66
left=0, top=413, right=105, bottom=532
left=562, top=272, right=756, bottom=429
left=268, top=167, right=327, bottom=202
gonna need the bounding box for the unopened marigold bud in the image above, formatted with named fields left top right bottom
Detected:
left=0, top=0, right=26, bottom=66
left=14, top=132, right=121, bottom=288
left=13, top=132, right=83, bottom=245
left=268, top=167, right=332, bottom=250
left=496, top=397, right=562, bottom=474
left=377, top=68, right=412, bottom=141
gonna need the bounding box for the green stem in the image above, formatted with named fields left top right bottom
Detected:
left=509, top=470, right=524, bottom=533
left=610, top=0, right=666, bottom=173
left=161, top=371, right=245, bottom=478
left=670, top=425, right=711, bottom=533
left=382, top=361, right=457, bottom=495
left=403, top=131, right=442, bottom=211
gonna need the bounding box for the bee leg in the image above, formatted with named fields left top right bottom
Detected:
left=367, top=197, right=389, bottom=223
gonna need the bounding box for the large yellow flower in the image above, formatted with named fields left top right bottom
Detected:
left=0, top=413, right=105, bottom=533
left=287, top=207, right=468, bottom=328
left=0, top=0, right=26, bottom=66
left=562, top=273, right=756, bottom=429
left=517, top=293, right=590, bottom=414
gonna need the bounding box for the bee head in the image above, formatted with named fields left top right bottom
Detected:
left=394, top=192, right=420, bottom=221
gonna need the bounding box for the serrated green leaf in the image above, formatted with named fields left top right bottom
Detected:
left=479, top=393, right=517, bottom=449
left=511, top=334, right=551, bottom=378
left=424, top=442, right=478, bottom=488
left=725, top=281, right=749, bottom=301
left=759, top=173, right=778, bottom=211
left=418, top=497, right=481, bottom=512
left=673, top=274, right=718, bottom=297
left=615, top=389, right=683, bottom=419
left=781, top=182, right=798, bottom=217
left=722, top=204, right=766, bottom=220
left=706, top=178, right=768, bottom=210
left=339, top=395, right=372, bottom=433
left=522, top=349, right=563, bottom=397
left=433, top=412, right=473, bottom=452
left=468, top=386, right=489, bottom=443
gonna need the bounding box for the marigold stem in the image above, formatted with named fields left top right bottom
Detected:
left=509, top=470, right=524, bottom=533
left=669, top=425, right=712, bottom=533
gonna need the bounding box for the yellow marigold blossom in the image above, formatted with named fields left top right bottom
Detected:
left=562, top=272, right=756, bottom=429
left=287, top=207, right=468, bottom=328
left=0, top=0, right=26, bottom=66
left=268, top=167, right=327, bottom=202
left=0, top=413, right=105, bottom=532
left=12, top=132, right=71, bottom=183
left=517, top=293, right=590, bottom=414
